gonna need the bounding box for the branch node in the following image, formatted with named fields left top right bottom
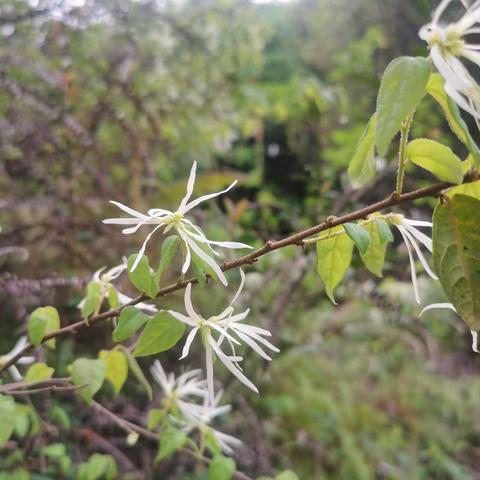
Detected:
left=389, top=191, right=401, bottom=202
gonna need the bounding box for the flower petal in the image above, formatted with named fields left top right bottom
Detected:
left=181, top=242, right=192, bottom=274
left=108, top=200, right=148, bottom=219
left=184, top=283, right=201, bottom=321
left=182, top=180, right=238, bottom=214
left=472, top=330, right=480, bottom=353
left=397, top=226, right=421, bottom=304
left=130, top=224, right=164, bottom=271
left=205, top=341, right=215, bottom=404
left=180, top=327, right=199, bottom=360
left=178, top=161, right=198, bottom=214
left=218, top=270, right=246, bottom=319
left=168, top=310, right=198, bottom=327
left=180, top=232, right=228, bottom=286
left=419, top=302, right=457, bottom=316
left=401, top=228, right=438, bottom=279
left=207, top=336, right=258, bottom=393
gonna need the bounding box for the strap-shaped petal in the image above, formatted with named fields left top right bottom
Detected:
left=397, top=226, right=421, bottom=304
left=178, top=161, right=198, bottom=213
left=180, top=231, right=228, bottom=286
left=168, top=309, right=198, bottom=327
left=207, top=336, right=258, bottom=393
left=420, top=302, right=456, bottom=316
left=130, top=224, right=164, bottom=271
left=205, top=340, right=215, bottom=404
left=180, top=327, right=199, bottom=360
left=184, top=283, right=201, bottom=321
left=181, top=180, right=238, bottom=214
left=108, top=200, right=149, bottom=219
left=401, top=227, right=438, bottom=279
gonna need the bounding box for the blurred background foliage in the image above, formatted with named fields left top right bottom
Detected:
left=1, top=0, right=480, bottom=478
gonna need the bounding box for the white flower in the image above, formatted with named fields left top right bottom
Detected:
left=168, top=270, right=279, bottom=403
left=168, top=281, right=258, bottom=403
left=390, top=214, right=438, bottom=304
left=78, top=260, right=158, bottom=313
left=150, top=360, right=207, bottom=416
left=103, top=161, right=252, bottom=285
left=420, top=0, right=480, bottom=122
left=420, top=302, right=479, bottom=353
left=0, top=337, right=35, bottom=381
left=179, top=390, right=242, bottom=455
left=216, top=270, right=279, bottom=362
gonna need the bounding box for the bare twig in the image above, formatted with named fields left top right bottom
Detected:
left=5, top=384, right=84, bottom=396
left=0, top=178, right=476, bottom=377
left=0, top=377, right=72, bottom=394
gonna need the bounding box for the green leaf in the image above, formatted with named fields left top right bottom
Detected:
left=98, top=350, right=128, bottom=393
left=14, top=404, right=40, bottom=438
left=120, top=346, right=152, bottom=400
left=204, top=428, right=221, bottom=457
left=445, top=179, right=480, bottom=200
left=375, top=218, right=394, bottom=244
left=71, top=359, right=106, bottom=404
left=348, top=113, right=377, bottom=188
left=147, top=408, right=166, bottom=430
left=208, top=456, right=236, bottom=480
left=108, top=286, right=119, bottom=309
left=48, top=405, right=71, bottom=430
left=359, top=219, right=389, bottom=277
left=433, top=195, right=480, bottom=330
left=158, top=235, right=180, bottom=275
left=407, top=139, right=463, bottom=184
left=41, top=443, right=66, bottom=459
left=27, top=306, right=60, bottom=348
left=344, top=223, right=370, bottom=254
left=24, top=362, right=54, bottom=383
left=79, top=454, right=117, bottom=480
left=112, top=307, right=150, bottom=342
left=0, top=395, right=16, bottom=447
left=192, top=258, right=207, bottom=287
left=127, top=254, right=159, bottom=298
left=375, top=56, right=431, bottom=156
left=427, top=73, right=480, bottom=166
left=82, top=282, right=102, bottom=320
left=134, top=312, right=185, bottom=357
left=155, top=427, right=187, bottom=462
left=316, top=226, right=354, bottom=304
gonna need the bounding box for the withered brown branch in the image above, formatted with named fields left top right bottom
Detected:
left=0, top=179, right=472, bottom=377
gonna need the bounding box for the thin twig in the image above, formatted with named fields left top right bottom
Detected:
left=0, top=178, right=476, bottom=377
left=5, top=384, right=84, bottom=396
left=0, top=377, right=72, bottom=394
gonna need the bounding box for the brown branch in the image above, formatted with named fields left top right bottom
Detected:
left=0, top=377, right=72, bottom=394
left=5, top=384, right=84, bottom=396
left=0, top=179, right=473, bottom=377
left=90, top=401, right=253, bottom=480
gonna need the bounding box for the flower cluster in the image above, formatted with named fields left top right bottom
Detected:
left=104, top=163, right=277, bottom=407
left=169, top=269, right=279, bottom=402
left=420, top=0, right=480, bottom=123
left=151, top=361, right=241, bottom=454
left=103, top=161, right=252, bottom=285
